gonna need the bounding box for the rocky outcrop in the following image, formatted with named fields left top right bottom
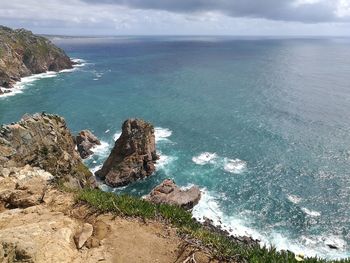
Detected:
left=0, top=25, right=73, bottom=94
left=0, top=113, right=93, bottom=187
left=76, top=130, right=101, bottom=159
left=96, top=119, right=158, bottom=187
left=0, top=165, right=53, bottom=209
left=145, top=179, right=201, bottom=210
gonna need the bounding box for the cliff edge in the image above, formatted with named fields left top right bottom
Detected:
left=0, top=25, right=73, bottom=94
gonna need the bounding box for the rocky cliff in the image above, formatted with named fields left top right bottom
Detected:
left=0, top=113, right=93, bottom=187
left=96, top=119, right=158, bottom=187
left=0, top=25, right=72, bottom=94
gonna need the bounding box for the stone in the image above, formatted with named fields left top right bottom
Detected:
left=0, top=113, right=93, bottom=187
left=85, top=237, right=100, bottom=249
left=74, top=223, right=94, bottom=249
left=0, top=168, right=10, bottom=178
left=76, top=130, right=101, bottom=159
left=96, top=119, right=158, bottom=187
left=145, top=179, right=201, bottom=210
left=0, top=166, right=53, bottom=209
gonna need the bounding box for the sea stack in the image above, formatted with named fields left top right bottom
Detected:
left=76, top=130, right=101, bottom=159
left=95, top=119, right=158, bottom=187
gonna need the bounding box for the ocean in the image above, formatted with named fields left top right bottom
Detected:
left=0, top=36, right=349, bottom=259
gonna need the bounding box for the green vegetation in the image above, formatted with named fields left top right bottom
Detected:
left=77, top=188, right=350, bottom=263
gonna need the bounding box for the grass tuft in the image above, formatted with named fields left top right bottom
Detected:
left=77, top=188, right=350, bottom=263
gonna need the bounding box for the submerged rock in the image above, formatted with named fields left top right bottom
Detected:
left=0, top=113, right=93, bottom=187
left=76, top=130, right=101, bottom=159
left=145, top=179, right=201, bottom=210
left=96, top=119, right=158, bottom=187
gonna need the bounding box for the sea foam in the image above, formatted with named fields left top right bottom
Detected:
left=192, top=152, right=247, bottom=174
left=155, top=127, right=172, bottom=142
left=192, top=189, right=349, bottom=260
left=223, top=158, right=247, bottom=174
left=0, top=58, right=87, bottom=99
left=192, top=152, right=218, bottom=165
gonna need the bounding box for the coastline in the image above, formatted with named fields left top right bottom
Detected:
left=86, top=128, right=350, bottom=260
left=0, top=58, right=86, bottom=99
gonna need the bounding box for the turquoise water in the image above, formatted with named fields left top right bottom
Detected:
left=0, top=36, right=349, bottom=259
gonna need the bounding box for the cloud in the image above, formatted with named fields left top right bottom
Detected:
left=0, top=0, right=349, bottom=35
left=81, top=0, right=350, bottom=23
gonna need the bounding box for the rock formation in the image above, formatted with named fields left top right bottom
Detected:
left=0, top=113, right=93, bottom=187
left=145, top=179, right=201, bottom=210
left=76, top=130, right=101, bottom=159
left=96, top=119, right=158, bottom=187
left=0, top=25, right=73, bottom=94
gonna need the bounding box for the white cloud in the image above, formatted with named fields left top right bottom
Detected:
left=0, top=0, right=349, bottom=35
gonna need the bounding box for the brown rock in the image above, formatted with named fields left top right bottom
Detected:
left=96, top=119, right=158, bottom=187
left=145, top=179, right=201, bottom=210
left=0, top=26, right=73, bottom=89
left=76, top=130, right=101, bottom=159
left=0, top=113, right=93, bottom=188
left=85, top=237, right=100, bottom=249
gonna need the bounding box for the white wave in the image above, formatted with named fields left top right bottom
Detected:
left=223, top=158, right=247, bottom=174
left=90, top=141, right=110, bottom=158
left=193, top=189, right=349, bottom=260
left=192, top=152, right=218, bottom=165
left=155, top=153, right=176, bottom=171
left=71, top=58, right=88, bottom=68
left=90, top=164, right=102, bottom=174
left=0, top=71, right=58, bottom=99
left=323, top=236, right=347, bottom=250
left=193, top=189, right=264, bottom=240
left=155, top=127, right=172, bottom=142
left=301, top=207, right=321, bottom=217
left=113, top=131, right=122, bottom=141
left=287, top=194, right=302, bottom=204
left=59, top=68, right=77, bottom=73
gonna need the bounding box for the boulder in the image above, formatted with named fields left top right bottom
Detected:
left=145, top=179, right=201, bottom=210
left=96, top=119, right=158, bottom=187
left=0, top=113, right=93, bottom=188
left=0, top=166, right=53, bottom=209
left=76, top=130, right=101, bottom=159
left=74, top=223, right=94, bottom=249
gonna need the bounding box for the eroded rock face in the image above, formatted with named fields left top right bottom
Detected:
left=0, top=113, right=92, bottom=187
left=96, top=119, right=158, bottom=187
left=76, top=130, right=101, bottom=159
left=0, top=165, right=53, bottom=209
left=145, top=179, right=201, bottom=210
left=0, top=26, right=73, bottom=91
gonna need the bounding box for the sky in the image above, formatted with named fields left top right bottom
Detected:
left=0, top=0, right=350, bottom=36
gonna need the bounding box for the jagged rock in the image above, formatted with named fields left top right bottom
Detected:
left=74, top=223, right=94, bottom=249
left=0, top=166, right=53, bottom=209
left=145, top=179, right=201, bottom=210
left=96, top=119, right=158, bottom=187
left=76, top=130, right=101, bottom=159
left=0, top=113, right=93, bottom=187
left=0, top=26, right=73, bottom=90
left=0, top=208, right=80, bottom=263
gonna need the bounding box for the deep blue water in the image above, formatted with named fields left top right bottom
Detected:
left=0, top=36, right=349, bottom=259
